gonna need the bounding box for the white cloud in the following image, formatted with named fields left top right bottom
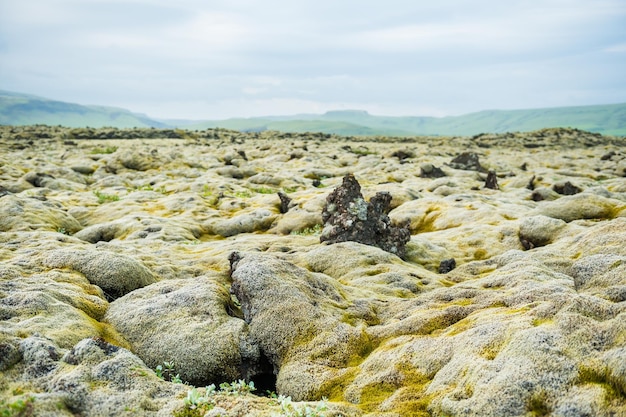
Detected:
left=604, top=43, right=626, bottom=53
left=1, top=0, right=624, bottom=119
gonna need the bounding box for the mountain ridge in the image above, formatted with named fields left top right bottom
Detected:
left=1, top=89, right=625, bottom=136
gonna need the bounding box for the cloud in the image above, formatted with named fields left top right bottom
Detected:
left=604, top=43, right=626, bottom=53
left=0, top=0, right=625, bottom=119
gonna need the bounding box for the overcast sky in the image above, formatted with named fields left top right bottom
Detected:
left=1, top=0, right=625, bottom=120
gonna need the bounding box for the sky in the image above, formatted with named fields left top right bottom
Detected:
left=1, top=0, right=625, bottom=120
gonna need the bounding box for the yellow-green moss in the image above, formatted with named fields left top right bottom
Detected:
left=526, top=390, right=550, bottom=416
left=445, top=317, right=475, bottom=336
left=345, top=334, right=378, bottom=367
left=317, top=368, right=359, bottom=402
left=359, top=381, right=397, bottom=412
left=577, top=364, right=626, bottom=402
left=473, top=249, right=488, bottom=260
left=88, top=316, right=132, bottom=350
left=383, top=362, right=434, bottom=417
left=450, top=298, right=473, bottom=307
left=531, top=317, right=554, bottom=327
left=479, top=344, right=502, bottom=360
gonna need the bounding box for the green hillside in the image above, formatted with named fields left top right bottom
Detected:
left=1, top=89, right=624, bottom=136
left=188, top=103, right=626, bottom=137
left=0, top=90, right=166, bottom=128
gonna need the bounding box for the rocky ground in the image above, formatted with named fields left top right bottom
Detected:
left=1, top=125, right=625, bottom=417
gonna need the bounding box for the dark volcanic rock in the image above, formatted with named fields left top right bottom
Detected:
left=484, top=170, right=499, bottom=190
left=553, top=181, right=582, bottom=195
left=449, top=152, right=485, bottom=172
left=320, top=174, right=411, bottom=259
left=438, top=258, right=457, bottom=274
left=420, top=163, right=447, bottom=178
left=278, top=191, right=292, bottom=214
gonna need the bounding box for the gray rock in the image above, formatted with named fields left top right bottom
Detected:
left=570, top=254, right=625, bottom=292
left=206, top=208, right=277, bottom=237
left=0, top=195, right=82, bottom=233
left=519, top=215, right=567, bottom=248
left=534, top=193, right=625, bottom=222
left=449, top=152, right=485, bottom=172
left=42, top=249, right=157, bottom=300
left=105, top=277, right=262, bottom=387
left=0, top=336, right=22, bottom=371
left=230, top=252, right=367, bottom=401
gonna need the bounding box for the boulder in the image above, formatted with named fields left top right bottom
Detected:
left=229, top=252, right=368, bottom=401
left=0, top=195, right=82, bottom=233
left=534, top=193, right=625, bottom=222
left=42, top=249, right=157, bottom=300
left=519, top=215, right=568, bottom=248
left=105, top=277, right=262, bottom=387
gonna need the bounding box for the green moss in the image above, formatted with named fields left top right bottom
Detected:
left=531, top=318, right=554, bottom=327
left=93, top=190, right=120, bottom=204
left=251, top=186, right=275, bottom=194
left=577, top=364, right=626, bottom=401
left=345, top=333, right=378, bottom=367
left=0, top=395, right=35, bottom=417
left=87, top=317, right=132, bottom=350
left=290, top=224, right=322, bottom=236
left=479, top=343, right=502, bottom=360
left=526, top=390, right=550, bottom=416
left=439, top=279, right=455, bottom=287
left=445, top=317, right=475, bottom=336
left=451, top=298, right=473, bottom=306
left=359, top=381, right=397, bottom=412
left=473, top=249, right=488, bottom=260
left=90, top=146, right=118, bottom=154
left=415, top=209, right=440, bottom=233
left=385, top=362, right=434, bottom=417
left=317, top=368, right=359, bottom=402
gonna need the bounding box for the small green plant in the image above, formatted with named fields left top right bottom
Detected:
left=274, top=395, right=328, bottom=417
left=349, top=146, right=376, bottom=156
left=174, top=387, right=214, bottom=417
left=93, top=190, right=120, bottom=204
left=132, top=184, right=167, bottom=194
left=0, top=396, right=35, bottom=417
left=231, top=190, right=252, bottom=198
left=56, top=227, right=69, bottom=235
left=218, top=380, right=256, bottom=396
left=90, top=146, right=118, bottom=154
left=155, top=361, right=182, bottom=383
left=252, top=186, right=275, bottom=194
left=201, top=185, right=213, bottom=197
left=290, top=224, right=323, bottom=236
left=282, top=186, right=298, bottom=193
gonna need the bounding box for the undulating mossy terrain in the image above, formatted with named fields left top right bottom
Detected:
left=0, top=124, right=625, bottom=416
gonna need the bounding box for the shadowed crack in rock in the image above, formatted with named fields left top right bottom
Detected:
left=320, top=174, right=411, bottom=259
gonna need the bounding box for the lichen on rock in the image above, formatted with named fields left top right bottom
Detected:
left=320, top=174, right=411, bottom=259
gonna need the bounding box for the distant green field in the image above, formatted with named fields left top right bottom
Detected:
left=2, top=89, right=624, bottom=136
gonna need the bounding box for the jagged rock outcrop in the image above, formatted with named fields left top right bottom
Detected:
left=320, top=174, right=411, bottom=259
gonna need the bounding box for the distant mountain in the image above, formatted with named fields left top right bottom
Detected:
left=1, top=89, right=625, bottom=136
left=189, top=104, right=626, bottom=136
left=0, top=90, right=167, bottom=128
